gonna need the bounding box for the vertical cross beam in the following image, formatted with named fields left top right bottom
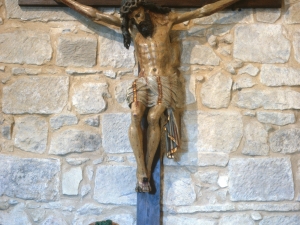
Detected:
left=137, top=154, right=161, bottom=225
left=136, top=112, right=164, bottom=225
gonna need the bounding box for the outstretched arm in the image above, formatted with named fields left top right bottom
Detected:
left=57, top=0, right=121, bottom=27
left=171, top=0, right=240, bottom=25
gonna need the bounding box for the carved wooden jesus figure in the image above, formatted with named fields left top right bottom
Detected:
left=57, top=0, right=239, bottom=192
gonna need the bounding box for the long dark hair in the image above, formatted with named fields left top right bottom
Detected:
left=121, top=1, right=171, bottom=49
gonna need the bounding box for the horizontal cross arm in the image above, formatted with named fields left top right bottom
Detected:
left=18, top=0, right=282, bottom=8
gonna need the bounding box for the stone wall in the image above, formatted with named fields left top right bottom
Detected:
left=0, top=0, right=300, bottom=224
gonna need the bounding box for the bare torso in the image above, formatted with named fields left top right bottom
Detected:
left=131, top=12, right=177, bottom=77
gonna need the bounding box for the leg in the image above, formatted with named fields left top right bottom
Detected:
left=146, top=104, right=166, bottom=178
left=128, top=102, right=150, bottom=192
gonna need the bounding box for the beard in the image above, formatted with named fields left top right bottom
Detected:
left=135, top=13, right=154, bottom=38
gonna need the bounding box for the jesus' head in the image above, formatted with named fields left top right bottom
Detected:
left=120, top=0, right=170, bottom=49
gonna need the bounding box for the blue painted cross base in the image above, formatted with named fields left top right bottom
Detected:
left=137, top=150, right=161, bottom=225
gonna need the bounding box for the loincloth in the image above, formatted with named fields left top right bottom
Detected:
left=126, top=74, right=182, bottom=109
left=126, top=74, right=182, bottom=159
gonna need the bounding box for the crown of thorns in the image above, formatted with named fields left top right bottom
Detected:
left=120, top=0, right=147, bottom=17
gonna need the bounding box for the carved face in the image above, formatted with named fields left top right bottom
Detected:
left=130, top=7, right=146, bottom=24
left=129, top=7, right=154, bottom=38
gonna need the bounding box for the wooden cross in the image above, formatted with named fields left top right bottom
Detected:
left=19, top=0, right=281, bottom=8
left=19, top=1, right=282, bottom=225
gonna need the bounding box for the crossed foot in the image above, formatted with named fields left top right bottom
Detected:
left=135, top=177, right=151, bottom=192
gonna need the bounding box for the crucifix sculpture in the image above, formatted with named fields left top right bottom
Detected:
left=15, top=0, right=282, bottom=224
left=55, top=0, right=241, bottom=193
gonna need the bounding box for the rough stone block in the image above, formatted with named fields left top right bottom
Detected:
left=0, top=201, right=9, bottom=210
left=229, top=157, right=294, bottom=201
left=184, top=75, right=196, bottom=105
left=201, top=72, right=232, bottom=108
left=77, top=203, right=102, bottom=215
left=106, top=155, right=125, bottom=162
left=238, top=64, right=260, bottom=76
left=220, top=34, right=233, bottom=44
left=1, top=123, right=12, bottom=140
left=263, top=90, right=300, bottom=110
left=233, top=90, right=258, bottom=109
left=220, top=214, right=255, bottom=225
left=3, top=76, right=69, bottom=114
left=187, top=26, right=206, bottom=37
left=0, top=140, right=14, bottom=152
left=5, top=0, right=78, bottom=21
left=62, top=167, right=82, bottom=195
left=72, top=82, right=110, bottom=114
left=198, top=152, right=229, bottom=167
left=195, top=170, right=219, bottom=184
left=284, top=2, right=300, bottom=24
left=84, top=116, right=100, bottom=127
left=103, top=70, right=117, bottom=79
left=0, top=30, right=52, bottom=65
left=41, top=216, right=68, bottom=225
left=164, top=216, right=216, bottom=225
left=260, top=65, right=300, bottom=86
left=259, top=216, right=300, bottom=225
left=293, top=32, right=300, bottom=63
left=12, top=67, right=41, bottom=75
left=218, top=46, right=231, bottom=56
left=233, top=25, right=291, bottom=63
left=66, top=158, right=89, bottom=166
left=50, top=113, right=78, bottom=130
left=102, top=113, right=132, bottom=153
left=208, top=35, right=217, bottom=47
left=14, top=116, right=48, bottom=154
left=233, top=89, right=300, bottom=110
left=174, top=204, right=235, bottom=213
left=181, top=40, right=220, bottom=65
left=181, top=111, right=197, bottom=145
left=197, top=111, right=243, bottom=153
left=237, top=203, right=300, bottom=212
left=163, top=167, right=196, bottom=206
left=94, top=165, right=136, bottom=205
left=49, top=128, right=101, bottom=155
left=218, top=176, right=229, bottom=188
left=115, top=79, right=133, bottom=108
left=56, top=35, right=97, bottom=67
left=0, top=204, right=31, bottom=225
left=251, top=212, right=262, bottom=221
left=99, top=27, right=135, bottom=69
left=194, top=9, right=253, bottom=24
left=81, top=184, right=91, bottom=197
left=242, top=121, right=269, bottom=156
left=86, top=166, right=94, bottom=181
left=0, top=155, right=60, bottom=201
left=233, top=76, right=256, bottom=90
left=66, top=68, right=101, bottom=75
left=256, top=9, right=281, bottom=23
left=257, top=111, right=295, bottom=126
left=270, top=128, right=300, bottom=154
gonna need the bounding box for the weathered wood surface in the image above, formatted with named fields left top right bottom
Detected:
left=19, top=0, right=282, bottom=8
left=137, top=155, right=161, bottom=225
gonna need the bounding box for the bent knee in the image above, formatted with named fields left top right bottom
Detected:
left=131, top=109, right=144, bottom=124
left=147, top=112, right=160, bottom=125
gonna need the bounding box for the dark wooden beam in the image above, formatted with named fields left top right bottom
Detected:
left=18, top=0, right=282, bottom=8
